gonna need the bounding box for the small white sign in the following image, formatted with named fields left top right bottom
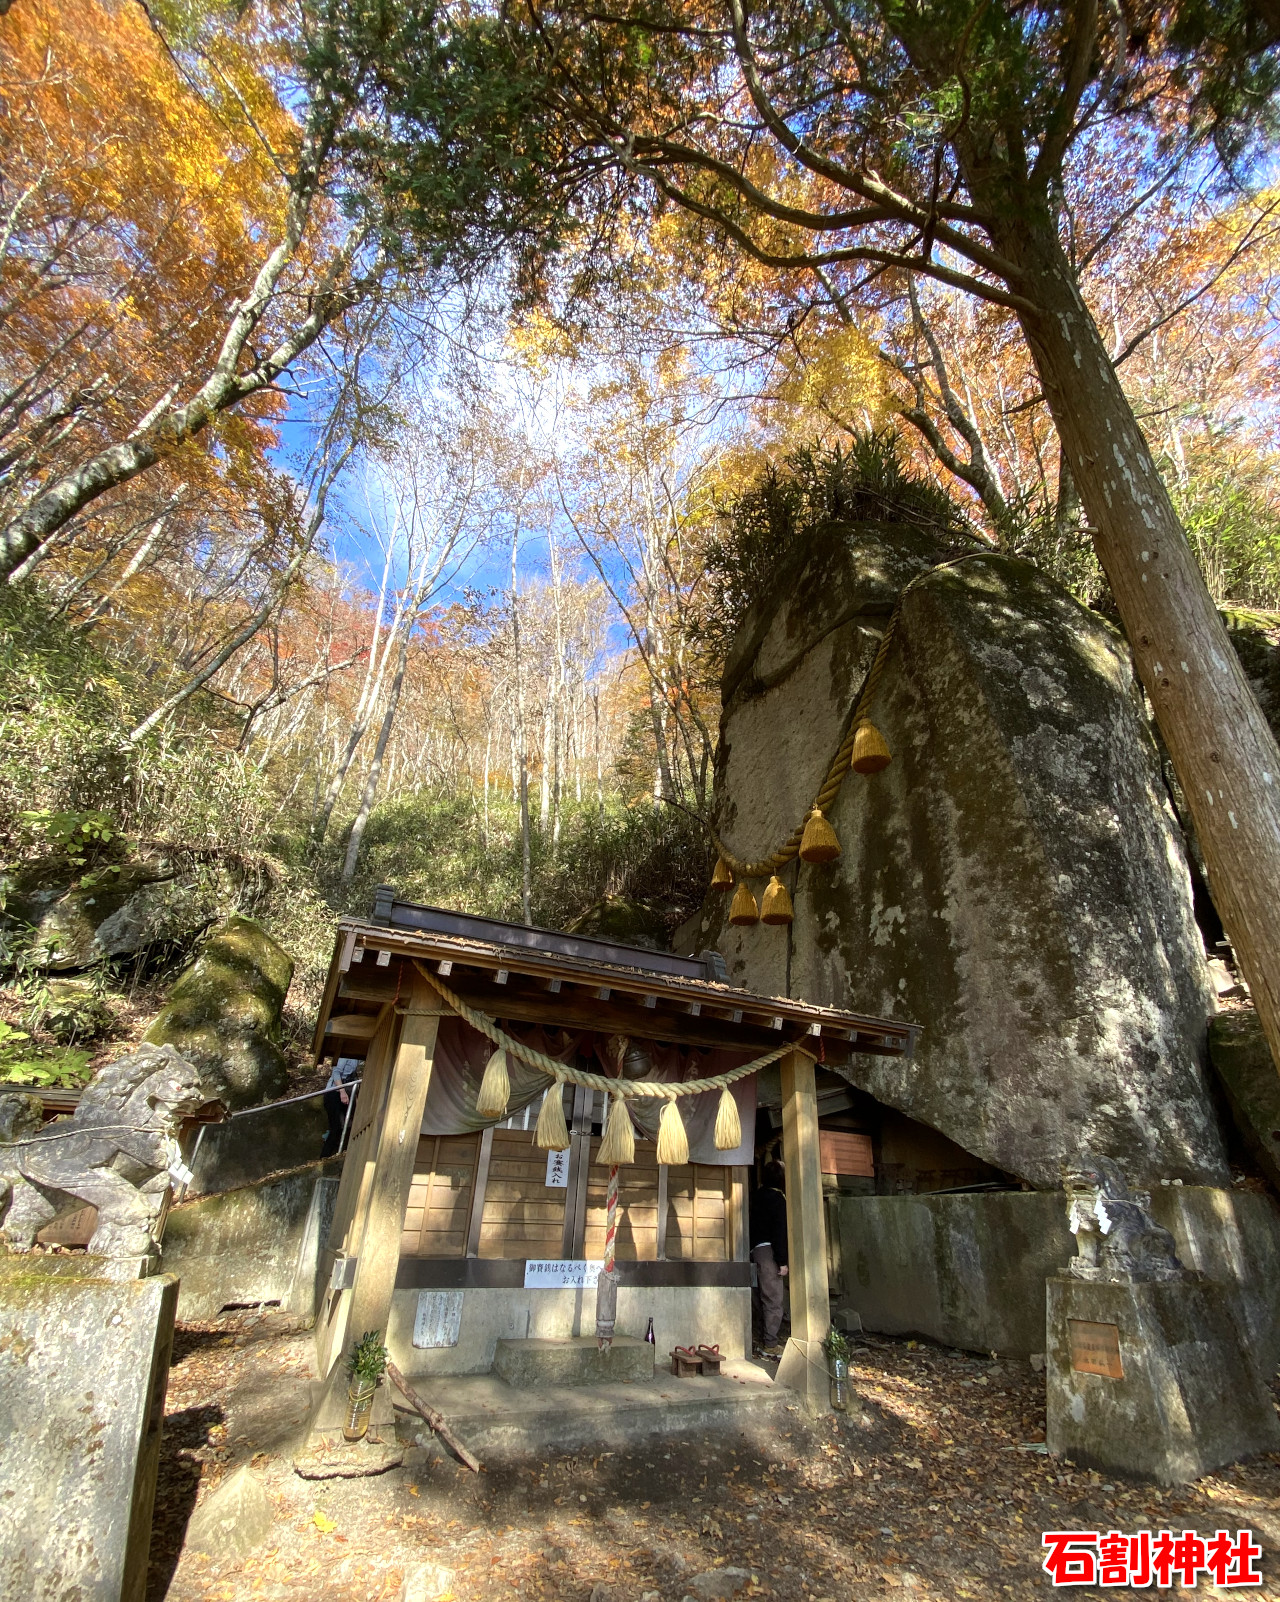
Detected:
left=413, top=1290, right=464, bottom=1348
left=545, top=1149, right=570, bottom=1188
left=523, top=1259, right=602, bottom=1289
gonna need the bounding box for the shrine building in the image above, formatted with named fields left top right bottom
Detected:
left=308, top=889, right=920, bottom=1411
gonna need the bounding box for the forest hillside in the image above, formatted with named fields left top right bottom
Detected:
left=3, top=0, right=1279, bottom=1100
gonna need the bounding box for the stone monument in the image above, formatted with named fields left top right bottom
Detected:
left=0, top=1254, right=178, bottom=1602
left=0, top=1041, right=214, bottom=1278
left=1046, top=1153, right=1280, bottom=1483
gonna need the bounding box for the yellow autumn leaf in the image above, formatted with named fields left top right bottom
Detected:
left=312, top=1511, right=337, bottom=1534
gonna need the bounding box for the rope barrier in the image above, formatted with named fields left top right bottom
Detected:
left=0, top=1120, right=170, bottom=1149
left=708, top=551, right=991, bottom=878
left=412, top=960, right=805, bottom=1096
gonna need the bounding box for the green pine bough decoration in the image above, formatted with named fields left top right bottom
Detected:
left=347, top=1330, right=389, bottom=1388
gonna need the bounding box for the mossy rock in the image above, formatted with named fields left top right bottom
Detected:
left=570, top=896, right=676, bottom=950
left=1222, top=609, right=1280, bottom=749
left=43, top=979, right=113, bottom=1045
left=144, top=916, right=294, bottom=1108
left=5, top=858, right=179, bottom=969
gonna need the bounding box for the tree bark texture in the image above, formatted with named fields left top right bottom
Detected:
left=342, top=624, right=412, bottom=880
left=998, top=215, right=1280, bottom=1075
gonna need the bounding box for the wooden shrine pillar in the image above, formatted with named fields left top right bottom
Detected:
left=776, top=1047, right=831, bottom=1412
left=312, top=974, right=447, bottom=1424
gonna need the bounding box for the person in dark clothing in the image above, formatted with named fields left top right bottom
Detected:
left=750, top=1160, right=789, bottom=1355
left=321, top=1057, right=361, bottom=1158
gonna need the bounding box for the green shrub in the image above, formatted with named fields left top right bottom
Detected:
left=327, top=790, right=711, bottom=942
left=699, top=433, right=975, bottom=657
left=0, top=1020, right=93, bottom=1089
left=0, top=584, right=273, bottom=863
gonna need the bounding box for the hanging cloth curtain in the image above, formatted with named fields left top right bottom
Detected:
left=420, top=1016, right=584, bottom=1136
left=600, top=1040, right=757, bottom=1165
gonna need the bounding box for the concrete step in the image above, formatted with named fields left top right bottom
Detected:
left=492, top=1335, right=655, bottom=1388
left=393, top=1360, right=790, bottom=1459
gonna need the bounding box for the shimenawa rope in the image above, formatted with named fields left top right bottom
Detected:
left=709, top=551, right=990, bottom=878
left=412, top=961, right=804, bottom=1097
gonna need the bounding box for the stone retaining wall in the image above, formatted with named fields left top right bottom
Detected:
left=0, top=1257, right=177, bottom=1602
left=161, top=1161, right=339, bottom=1319
left=830, top=1187, right=1280, bottom=1365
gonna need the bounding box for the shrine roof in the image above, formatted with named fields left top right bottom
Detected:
left=313, top=889, right=921, bottom=1067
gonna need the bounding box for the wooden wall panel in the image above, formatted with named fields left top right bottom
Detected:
left=477, top=1129, right=568, bottom=1259
left=400, top=1127, right=737, bottom=1263
left=401, top=1134, right=479, bottom=1258
left=819, top=1129, right=875, bottom=1178
left=661, top=1164, right=730, bottom=1262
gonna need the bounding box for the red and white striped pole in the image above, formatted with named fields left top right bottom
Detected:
left=596, top=1162, right=620, bottom=1350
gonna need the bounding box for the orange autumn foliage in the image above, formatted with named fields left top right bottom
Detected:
left=0, top=0, right=294, bottom=524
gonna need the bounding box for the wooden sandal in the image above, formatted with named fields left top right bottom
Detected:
left=670, top=1346, right=703, bottom=1377
left=695, top=1344, right=722, bottom=1376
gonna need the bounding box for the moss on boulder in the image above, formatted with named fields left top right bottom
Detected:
left=144, top=915, right=293, bottom=1108
left=7, top=857, right=183, bottom=969
left=570, top=896, right=678, bottom=950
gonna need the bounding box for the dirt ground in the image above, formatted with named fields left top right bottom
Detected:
left=145, top=1311, right=1280, bottom=1602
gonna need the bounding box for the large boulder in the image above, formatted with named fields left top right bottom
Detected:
left=1207, top=1008, right=1280, bottom=1191
left=687, top=524, right=1227, bottom=1189
left=6, top=856, right=192, bottom=969
left=144, top=915, right=293, bottom=1108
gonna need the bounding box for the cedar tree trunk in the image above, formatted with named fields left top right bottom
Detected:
left=996, top=210, right=1280, bottom=1075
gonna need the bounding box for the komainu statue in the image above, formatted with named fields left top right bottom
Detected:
left=1062, top=1152, right=1185, bottom=1283
left=0, top=1042, right=214, bottom=1276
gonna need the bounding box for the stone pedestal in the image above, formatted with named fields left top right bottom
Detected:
left=1046, top=1273, right=1280, bottom=1484
left=492, top=1335, right=655, bottom=1388
left=0, top=1254, right=178, bottom=1601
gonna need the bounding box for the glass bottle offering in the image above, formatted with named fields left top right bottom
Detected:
left=644, top=1317, right=656, bottom=1346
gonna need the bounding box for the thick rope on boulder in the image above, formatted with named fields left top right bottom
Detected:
left=709, top=551, right=989, bottom=878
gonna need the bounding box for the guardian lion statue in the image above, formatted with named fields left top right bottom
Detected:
left=1062, top=1152, right=1185, bottom=1283
left=0, top=1042, right=215, bottom=1277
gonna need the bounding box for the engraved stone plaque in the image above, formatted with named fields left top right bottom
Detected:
left=413, top=1289, right=464, bottom=1348
left=1068, top=1318, right=1124, bottom=1378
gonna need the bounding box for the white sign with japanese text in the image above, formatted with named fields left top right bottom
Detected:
left=544, top=1150, right=570, bottom=1188
left=523, top=1259, right=601, bottom=1289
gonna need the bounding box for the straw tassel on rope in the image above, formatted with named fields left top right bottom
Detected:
left=729, top=880, right=759, bottom=926
left=535, top=1083, right=570, bottom=1151
left=760, top=875, right=793, bottom=925
left=851, top=719, right=891, bottom=774
left=597, top=1094, right=636, bottom=1165
left=710, top=856, right=733, bottom=891
left=656, top=1096, right=689, bottom=1166
left=411, top=961, right=801, bottom=1097
left=799, top=808, right=841, bottom=864
left=714, top=1086, right=742, bottom=1151
left=476, top=1047, right=510, bottom=1120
